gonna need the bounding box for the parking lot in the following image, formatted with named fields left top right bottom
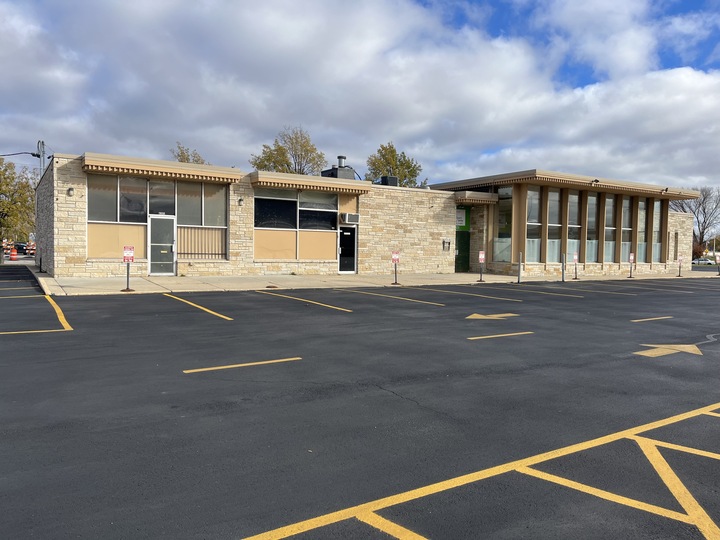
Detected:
left=1, top=266, right=719, bottom=539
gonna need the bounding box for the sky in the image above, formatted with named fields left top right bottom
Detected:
left=1, top=0, right=719, bottom=188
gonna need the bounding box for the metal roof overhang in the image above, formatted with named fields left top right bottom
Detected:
left=81, top=152, right=244, bottom=184
left=250, top=171, right=371, bottom=195
left=433, top=169, right=700, bottom=200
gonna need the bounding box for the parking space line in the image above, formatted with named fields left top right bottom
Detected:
left=629, top=436, right=720, bottom=462
left=340, top=288, right=444, bottom=306
left=46, top=296, right=73, bottom=330
left=164, top=293, right=233, bottom=320
left=403, top=286, right=522, bottom=303
left=245, top=401, right=720, bottom=540
left=467, top=332, right=534, bottom=340
left=0, top=286, right=40, bottom=291
left=183, top=357, right=301, bottom=374
left=0, top=296, right=72, bottom=335
left=0, top=295, right=47, bottom=299
left=631, top=316, right=673, bottom=323
left=525, top=283, right=636, bottom=296
left=255, top=290, right=352, bottom=313
left=458, top=284, right=584, bottom=298
left=355, top=511, right=427, bottom=539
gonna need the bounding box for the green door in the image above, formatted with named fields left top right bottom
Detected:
left=455, top=230, right=470, bottom=272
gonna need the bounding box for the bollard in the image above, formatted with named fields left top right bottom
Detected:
left=517, top=252, right=523, bottom=284
left=10, top=248, right=17, bottom=261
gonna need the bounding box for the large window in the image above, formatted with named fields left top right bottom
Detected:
left=567, top=190, right=581, bottom=262
left=493, top=186, right=512, bottom=262
left=119, top=177, right=147, bottom=223
left=149, top=180, right=175, bottom=216
left=621, top=196, right=632, bottom=262
left=604, top=194, right=616, bottom=262
left=254, top=188, right=338, bottom=230
left=87, top=174, right=117, bottom=222
left=637, top=198, right=647, bottom=263
left=586, top=193, right=599, bottom=262
left=547, top=188, right=561, bottom=263
left=652, top=200, right=662, bottom=262
left=526, top=186, right=541, bottom=262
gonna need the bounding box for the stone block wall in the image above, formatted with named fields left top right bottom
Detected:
left=358, top=185, right=456, bottom=274
left=34, top=160, right=55, bottom=273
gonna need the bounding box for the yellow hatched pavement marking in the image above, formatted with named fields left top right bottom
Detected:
left=634, top=344, right=703, bottom=357
left=255, top=290, right=352, bottom=313
left=706, top=412, right=720, bottom=418
left=517, top=466, right=694, bottom=525
left=183, top=357, right=301, bottom=374
left=633, top=436, right=720, bottom=539
left=164, top=293, right=233, bottom=320
left=245, top=402, right=720, bottom=540
left=356, top=512, right=428, bottom=539
left=340, top=288, right=444, bottom=306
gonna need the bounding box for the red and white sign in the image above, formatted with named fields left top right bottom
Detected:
left=573, top=252, right=578, bottom=263
left=391, top=251, right=400, bottom=264
left=629, top=252, right=635, bottom=263
left=478, top=251, right=486, bottom=264
left=123, top=245, right=135, bottom=263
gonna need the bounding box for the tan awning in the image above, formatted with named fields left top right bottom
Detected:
left=82, top=153, right=245, bottom=184
left=454, top=191, right=498, bottom=206
left=250, top=171, right=370, bottom=195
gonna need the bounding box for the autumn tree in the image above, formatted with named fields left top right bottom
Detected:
left=364, top=142, right=425, bottom=187
left=170, top=142, right=209, bottom=164
left=0, top=158, right=36, bottom=241
left=249, top=126, right=327, bottom=175
left=670, top=186, right=720, bottom=256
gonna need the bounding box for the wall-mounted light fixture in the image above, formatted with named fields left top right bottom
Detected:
left=442, top=239, right=452, bottom=251
left=661, top=187, right=669, bottom=193
left=590, top=178, right=600, bottom=185
left=66, top=187, right=75, bottom=197
left=238, top=196, right=244, bottom=206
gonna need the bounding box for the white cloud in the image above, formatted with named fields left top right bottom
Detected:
left=0, top=0, right=718, bottom=188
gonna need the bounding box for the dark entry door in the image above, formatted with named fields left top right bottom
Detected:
left=455, top=230, right=470, bottom=272
left=339, top=227, right=356, bottom=272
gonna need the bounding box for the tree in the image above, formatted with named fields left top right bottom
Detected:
left=170, top=142, right=209, bottom=164
left=0, top=159, right=35, bottom=241
left=249, top=126, right=327, bottom=175
left=364, top=142, right=425, bottom=187
left=670, top=186, right=720, bottom=255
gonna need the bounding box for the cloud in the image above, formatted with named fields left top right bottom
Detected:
left=0, top=0, right=718, bottom=188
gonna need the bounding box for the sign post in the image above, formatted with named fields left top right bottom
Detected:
left=677, top=256, right=683, bottom=278
left=477, top=250, right=485, bottom=282
left=391, top=251, right=400, bottom=285
left=573, top=251, right=578, bottom=280
left=628, top=252, right=635, bottom=278
left=122, top=245, right=135, bottom=292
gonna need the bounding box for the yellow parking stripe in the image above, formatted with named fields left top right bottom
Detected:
left=631, top=316, right=673, bottom=323
left=341, top=288, right=444, bottom=306
left=246, top=401, right=720, bottom=540
left=164, top=293, right=233, bottom=320
left=183, top=357, right=301, bottom=374
left=256, top=290, right=352, bottom=313
left=356, top=512, right=428, bottom=539
left=458, top=284, right=584, bottom=298
left=45, top=296, right=73, bottom=331
left=467, top=332, right=534, bottom=340
left=0, top=295, right=47, bottom=299
left=0, top=328, right=70, bottom=336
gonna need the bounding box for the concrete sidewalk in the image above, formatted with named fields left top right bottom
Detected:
left=2, top=258, right=714, bottom=296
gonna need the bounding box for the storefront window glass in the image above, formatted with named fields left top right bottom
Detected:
left=119, top=177, right=147, bottom=223
left=493, top=186, right=512, bottom=262
left=586, top=193, right=599, bottom=262
left=88, top=174, right=117, bottom=222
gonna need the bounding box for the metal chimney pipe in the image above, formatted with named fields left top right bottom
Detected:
left=337, top=155, right=346, bottom=168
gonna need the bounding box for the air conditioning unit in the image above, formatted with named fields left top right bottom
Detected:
left=340, top=213, right=360, bottom=225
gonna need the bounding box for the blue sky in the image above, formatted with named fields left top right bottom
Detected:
left=1, top=0, right=719, bottom=187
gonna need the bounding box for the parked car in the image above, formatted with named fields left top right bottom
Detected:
left=692, top=258, right=713, bottom=265
left=13, top=242, right=28, bottom=255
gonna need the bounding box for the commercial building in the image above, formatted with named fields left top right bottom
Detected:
left=34, top=153, right=698, bottom=280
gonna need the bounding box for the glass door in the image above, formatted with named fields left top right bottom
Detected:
left=149, top=215, right=176, bottom=275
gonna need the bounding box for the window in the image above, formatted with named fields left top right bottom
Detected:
left=254, top=188, right=338, bottom=230
left=88, top=174, right=117, bottom=222
left=177, top=182, right=202, bottom=226
left=119, top=177, right=147, bottom=223
left=567, top=190, right=581, bottom=261
left=586, top=193, right=599, bottom=262
left=652, top=200, right=662, bottom=262
left=149, top=180, right=175, bottom=215
left=604, top=194, right=616, bottom=262
left=526, top=186, right=541, bottom=262
left=637, top=198, right=647, bottom=262
left=547, top=188, right=561, bottom=263
left=621, top=196, right=632, bottom=262
left=204, top=184, right=227, bottom=227
left=493, top=186, right=512, bottom=262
